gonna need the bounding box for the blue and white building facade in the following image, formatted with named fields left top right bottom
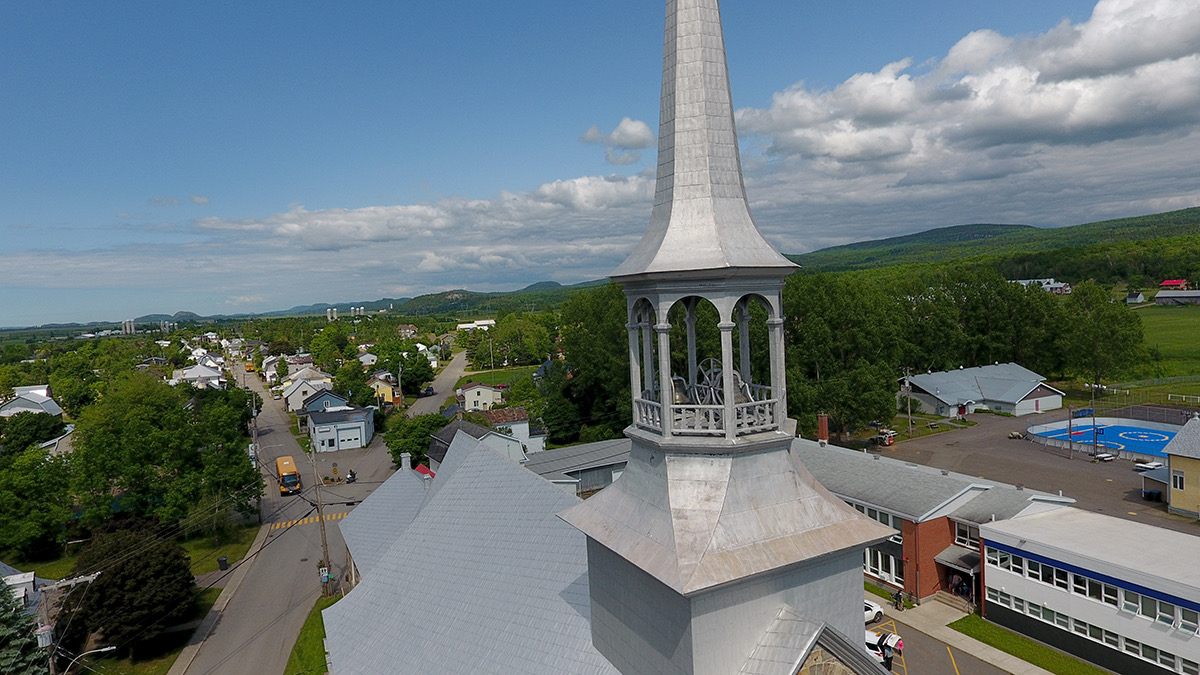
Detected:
left=982, top=508, right=1200, bottom=674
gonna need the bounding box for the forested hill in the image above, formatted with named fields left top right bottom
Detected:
left=788, top=207, right=1200, bottom=272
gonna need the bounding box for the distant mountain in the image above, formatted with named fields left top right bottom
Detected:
left=788, top=207, right=1200, bottom=272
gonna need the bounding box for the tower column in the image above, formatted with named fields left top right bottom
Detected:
left=737, top=301, right=751, bottom=384
left=686, top=298, right=699, bottom=387
left=641, top=314, right=655, bottom=400
left=768, top=317, right=786, bottom=427
left=719, top=321, right=736, bottom=440
left=656, top=322, right=674, bottom=437
left=627, top=319, right=642, bottom=417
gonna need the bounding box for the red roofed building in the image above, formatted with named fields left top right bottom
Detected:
left=1161, top=279, right=1190, bottom=290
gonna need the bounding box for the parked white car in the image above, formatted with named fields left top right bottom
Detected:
left=864, top=599, right=883, bottom=624
left=865, top=630, right=903, bottom=663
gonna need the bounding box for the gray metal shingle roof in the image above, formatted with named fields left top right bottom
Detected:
left=908, top=363, right=1049, bottom=406
left=521, top=438, right=631, bottom=477
left=338, top=468, right=428, bottom=577
left=1165, top=415, right=1200, bottom=460
left=324, top=434, right=618, bottom=675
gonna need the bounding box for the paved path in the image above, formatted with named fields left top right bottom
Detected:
left=870, top=593, right=1054, bottom=675
left=406, top=350, right=467, bottom=417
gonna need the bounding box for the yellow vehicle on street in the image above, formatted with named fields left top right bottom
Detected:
left=276, top=455, right=301, bottom=495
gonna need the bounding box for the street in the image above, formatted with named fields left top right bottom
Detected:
left=179, top=368, right=394, bottom=675
left=405, top=350, right=467, bottom=417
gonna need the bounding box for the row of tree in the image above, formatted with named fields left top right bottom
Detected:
left=549, top=266, right=1145, bottom=441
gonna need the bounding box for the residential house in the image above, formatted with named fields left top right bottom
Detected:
left=1014, top=278, right=1072, bottom=295
left=357, top=352, right=378, bottom=369
left=1127, top=291, right=1146, bottom=304
left=481, top=407, right=546, bottom=453
left=2, top=561, right=47, bottom=615
left=396, top=324, right=418, bottom=339
left=309, top=404, right=374, bottom=452
left=262, top=355, right=283, bottom=383
left=1165, top=415, right=1200, bottom=518
left=300, top=390, right=350, bottom=415
left=457, top=382, right=504, bottom=411
left=904, top=363, right=1064, bottom=417
left=427, top=419, right=520, bottom=472
left=366, top=376, right=398, bottom=406
left=981, top=508, right=1200, bottom=674
left=39, top=424, right=75, bottom=457
left=281, top=366, right=333, bottom=389
left=283, top=378, right=332, bottom=412
left=1, top=389, right=63, bottom=419
left=169, top=364, right=225, bottom=390
left=454, top=319, right=496, bottom=332
left=522, top=437, right=630, bottom=495
left=1161, top=279, right=1191, bottom=291
left=286, top=354, right=315, bottom=375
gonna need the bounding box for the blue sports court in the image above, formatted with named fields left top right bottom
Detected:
left=1031, top=423, right=1176, bottom=458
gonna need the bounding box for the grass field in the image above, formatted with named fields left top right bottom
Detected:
left=284, top=594, right=341, bottom=675
left=454, top=365, right=538, bottom=389
left=1138, top=305, right=1200, bottom=378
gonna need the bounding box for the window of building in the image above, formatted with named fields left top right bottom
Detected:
left=1123, top=590, right=1140, bottom=613
left=1158, top=600, right=1177, bottom=626
left=1181, top=608, right=1199, bottom=633
left=1173, top=470, right=1185, bottom=491
left=1124, top=638, right=1141, bottom=656
left=955, top=522, right=979, bottom=548
left=1182, top=658, right=1199, bottom=675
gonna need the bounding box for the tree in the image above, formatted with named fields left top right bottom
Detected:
left=1064, top=281, right=1145, bottom=386
left=383, top=414, right=449, bottom=468
left=275, top=358, right=289, bottom=383
left=559, top=283, right=630, bottom=438
left=398, top=352, right=434, bottom=395
left=0, top=585, right=43, bottom=675
left=333, top=361, right=370, bottom=406
left=0, top=447, right=72, bottom=559
left=58, top=528, right=196, bottom=658
left=0, top=411, right=65, bottom=459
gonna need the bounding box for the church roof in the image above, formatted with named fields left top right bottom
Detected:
left=611, top=0, right=794, bottom=280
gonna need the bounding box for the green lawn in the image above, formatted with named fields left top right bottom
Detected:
left=181, top=523, right=259, bottom=576
left=18, top=523, right=259, bottom=580
left=454, top=365, right=538, bottom=389
left=948, top=614, right=1110, bottom=675
left=284, top=594, right=342, bottom=675
left=1138, top=305, right=1200, bottom=377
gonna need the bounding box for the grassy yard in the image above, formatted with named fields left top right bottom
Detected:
left=284, top=594, right=342, bottom=675
left=77, top=586, right=221, bottom=675
left=454, top=365, right=538, bottom=389
left=949, top=614, right=1110, bottom=675
left=1138, top=305, right=1200, bottom=378
left=181, top=523, right=259, bottom=576
left=17, top=523, right=259, bottom=580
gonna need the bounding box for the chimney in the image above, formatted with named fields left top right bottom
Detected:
left=401, top=452, right=412, bottom=471
left=423, top=474, right=432, bottom=491
left=817, top=413, right=829, bottom=446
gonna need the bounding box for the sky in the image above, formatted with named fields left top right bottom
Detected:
left=2, top=0, right=1199, bottom=327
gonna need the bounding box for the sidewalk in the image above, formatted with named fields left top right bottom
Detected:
left=870, top=593, right=1054, bottom=675
left=167, top=522, right=273, bottom=675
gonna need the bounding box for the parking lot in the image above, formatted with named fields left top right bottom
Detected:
left=870, top=614, right=1006, bottom=675
left=883, top=411, right=1200, bottom=536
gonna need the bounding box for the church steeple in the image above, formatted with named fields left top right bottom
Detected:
left=561, top=4, right=892, bottom=673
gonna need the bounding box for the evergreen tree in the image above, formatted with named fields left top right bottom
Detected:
left=0, top=584, right=45, bottom=675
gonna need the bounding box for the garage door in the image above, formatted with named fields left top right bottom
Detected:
left=337, top=427, right=361, bottom=448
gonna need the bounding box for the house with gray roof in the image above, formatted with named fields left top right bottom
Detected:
left=1165, top=414, right=1200, bottom=517
left=905, top=362, right=1063, bottom=417
left=309, top=405, right=374, bottom=451
left=0, top=391, right=64, bottom=418
left=522, top=438, right=631, bottom=495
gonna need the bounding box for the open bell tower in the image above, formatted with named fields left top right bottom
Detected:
left=560, top=2, right=893, bottom=674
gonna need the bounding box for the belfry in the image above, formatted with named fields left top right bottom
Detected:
left=560, top=1, right=894, bottom=673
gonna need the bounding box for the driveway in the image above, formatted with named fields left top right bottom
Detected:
left=884, top=411, right=1200, bottom=535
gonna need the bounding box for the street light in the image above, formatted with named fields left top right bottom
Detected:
left=64, top=645, right=117, bottom=672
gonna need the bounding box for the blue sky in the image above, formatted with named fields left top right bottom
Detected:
left=3, top=0, right=1199, bottom=327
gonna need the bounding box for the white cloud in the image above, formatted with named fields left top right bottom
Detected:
left=149, top=197, right=181, bottom=206
left=191, top=195, right=210, bottom=205
left=581, top=117, right=655, bottom=165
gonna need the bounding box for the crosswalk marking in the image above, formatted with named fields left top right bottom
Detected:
left=270, top=511, right=348, bottom=530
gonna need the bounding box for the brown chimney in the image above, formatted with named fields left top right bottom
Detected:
left=817, top=413, right=829, bottom=446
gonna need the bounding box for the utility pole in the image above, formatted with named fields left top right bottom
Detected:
left=1067, top=405, right=1073, bottom=459
left=903, top=368, right=913, bottom=438
left=309, top=451, right=332, bottom=596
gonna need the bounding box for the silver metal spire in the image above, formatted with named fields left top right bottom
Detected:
left=612, top=0, right=795, bottom=279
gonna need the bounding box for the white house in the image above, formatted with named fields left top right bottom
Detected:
left=309, top=405, right=375, bottom=451
left=0, top=391, right=64, bottom=418
left=482, top=407, right=546, bottom=454
left=455, top=319, right=496, bottom=332
left=458, top=383, right=504, bottom=411
left=169, top=364, right=225, bottom=390
left=283, top=379, right=332, bottom=412
left=357, top=352, right=378, bottom=369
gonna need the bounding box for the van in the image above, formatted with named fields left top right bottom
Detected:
left=276, top=455, right=301, bottom=495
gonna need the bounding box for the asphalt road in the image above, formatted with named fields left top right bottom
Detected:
left=871, top=615, right=1006, bottom=675
left=405, top=350, right=468, bottom=417
left=182, top=369, right=395, bottom=675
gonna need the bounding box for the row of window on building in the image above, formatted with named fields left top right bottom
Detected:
left=986, top=587, right=1200, bottom=674
left=986, top=547, right=1200, bottom=634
